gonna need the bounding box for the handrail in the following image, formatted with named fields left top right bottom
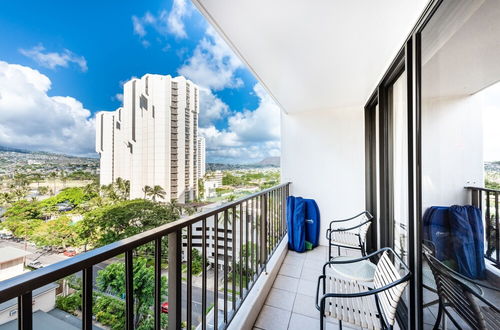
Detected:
left=0, top=182, right=291, bottom=330
left=464, top=186, right=500, bottom=194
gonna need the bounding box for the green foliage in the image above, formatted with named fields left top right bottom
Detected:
left=56, top=291, right=81, bottom=314
left=222, top=173, right=243, bottom=186
left=79, top=199, right=179, bottom=248
left=485, top=178, right=500, bottom=190
left=31, top=215, right=81, bottom=248
left=96, top=257, right=167, bottom=328
left=191, top=248, right=203, bottom=275
left=94, top=293, right=126, bottom=330
left=39, top=187, right=91, bottom=209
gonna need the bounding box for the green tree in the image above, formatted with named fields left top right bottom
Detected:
left=142, top=185, right=152, bottom=199
left=79, top=199, right=179, bottom=248
left=96, top=257, right=167, bottom=328
left=222, top=173, right=243, bottom=186
left=147, top=185, right=166, bottom=202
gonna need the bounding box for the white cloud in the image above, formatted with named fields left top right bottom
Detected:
left=167, top=0, right=190, bottom=38
left=114, top=93, right=124, bottom=102
left=178, top=26, right=243, bottom=90
left=198, top=88, right=229, bottom=127
left=132, top=1, right=192, bottom=47
left=200, top=83, right=281, bottom=163
left=0, top=61, right=95, bottom=156
left=19, top=45, right=88, bottom=72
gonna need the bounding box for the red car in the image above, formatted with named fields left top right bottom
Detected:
left=63, top=250, right=77, bottom=257
left=161, top=302, right=169, bottom=313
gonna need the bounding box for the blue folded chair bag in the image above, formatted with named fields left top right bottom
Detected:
left=303, top=199, right=320, bottom=248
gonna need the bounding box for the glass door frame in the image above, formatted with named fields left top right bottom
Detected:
left=364, top=1, right=446, bottom=329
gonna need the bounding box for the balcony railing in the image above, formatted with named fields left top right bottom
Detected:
left=467, top=186, right=500, bottom=268
left=0, top=183, right=290, bottom=330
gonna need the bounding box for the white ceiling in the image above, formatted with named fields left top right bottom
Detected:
left=193, top=0, right=429, bottom=113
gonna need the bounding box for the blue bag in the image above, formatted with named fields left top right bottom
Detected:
left=465, top=205, right=485, bottom=279
left=303, top=199, right=320, bottom=247
left=292, top=197, right=306, bottom=252
left=423, top=206, right=453, bottom=261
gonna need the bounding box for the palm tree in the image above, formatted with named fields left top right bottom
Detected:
left=147, top=185, right=166, bottom=202
left=115, top=177, right=130, bottom=200
left=142, top=185, right=152, bottom=199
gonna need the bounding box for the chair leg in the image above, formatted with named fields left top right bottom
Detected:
left=337, top=246, right=341, bottom=256
left=433, top=301, right=443, bottom=330
left=339, top=320, right=342, bottom=330
left=320, top=300, right=325, bottom=330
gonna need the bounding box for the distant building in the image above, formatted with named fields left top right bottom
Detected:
left=197, top=137, right=206, bottom=179
left=96, top=74, right=201, bottom=203
left=0, top=247, right=30, bottom=281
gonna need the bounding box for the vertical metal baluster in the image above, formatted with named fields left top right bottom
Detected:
left=495, top=192, right=499, bottom=264
left=18, top=292, right=32, bottom=330
left=223, top=209, right=228, bottom=323
left=187, top=226, right=192, bottom=330
left=257, top=195, right=261, bottom=273
left=281, top=187, right=284, bottom=238
left=271, top=190, right=275, bottom=251
left=168, top=231, right=182, bottom=330
left=239, top=203, right=244, bottom=299
left=486, top=191, right=491, bottom=259
left=266, top=193, right=271, bottom=260
left=154, top=238, right=162, bottom=330
left=83, top=267, right=93, bottom=330
left=260, top=193, right=268, bottom=267
left=202, top=219, right=207, bottom=330
left=125, top=250, right=134, bottom=330
left=232, top=206, right=237, bottom=314
left=214, top=213, right=219, bottom=328
left=252, top=198, right=257, bottom=277
left=245, top=201, right=249, bottom=290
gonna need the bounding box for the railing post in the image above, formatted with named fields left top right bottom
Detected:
left=260, top=193, right=268, bottom=269
left=18, top=292, right=32, bottom=330
left=471, top=189, right=480, bottom=208
left=168, top=230, right=182, bottom=330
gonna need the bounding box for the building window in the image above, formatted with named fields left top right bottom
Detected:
left=140, top=94, right=148, bottom=110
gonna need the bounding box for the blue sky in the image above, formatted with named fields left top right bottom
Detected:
left=0, top=0, right=280, bottom=163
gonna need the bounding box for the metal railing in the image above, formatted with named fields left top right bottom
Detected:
left=466, top=186, right=500, bottom=268
left=0, top=183, right=290, bottom=330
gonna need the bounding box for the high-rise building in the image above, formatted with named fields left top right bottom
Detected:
left=95, top=74, right=200, bottom=203
left=197, top=137, right=206, bottom=179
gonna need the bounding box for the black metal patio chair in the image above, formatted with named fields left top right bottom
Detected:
left=424, top=252, right=500, bottom=330
left=326, top=211, right=373, bottom=260
left=316, top=247, right=411, bottom=330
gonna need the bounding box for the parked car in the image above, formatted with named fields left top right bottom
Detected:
left=27, top=261, right=44, bottom=269
left=161, top=302, right=169, bottom=314
left=63, top=250, right=77, bottom=257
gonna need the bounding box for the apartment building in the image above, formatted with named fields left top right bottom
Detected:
left=197, top=137, right=206, bottom=179
left=95, top=74, right=200, bottom=203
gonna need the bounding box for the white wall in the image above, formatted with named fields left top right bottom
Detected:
left=281, top=106, right=366, bottom=246
left=422, top=95, right=484, bottom=211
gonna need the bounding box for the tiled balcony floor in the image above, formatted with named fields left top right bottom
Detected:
left=253, top=246, right=358, bottom=330
left=253, top=246, right=500, bottom=330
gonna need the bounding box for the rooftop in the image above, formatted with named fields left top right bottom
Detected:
left=0, top=247, right=31, bottom=264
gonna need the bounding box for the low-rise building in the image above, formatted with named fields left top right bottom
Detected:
left=0, top=247, right=30, bottom=282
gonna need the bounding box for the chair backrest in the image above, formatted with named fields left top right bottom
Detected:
left=424, top=253, right=486, bottom=330
left=358, top=213, right=373, bottom=243
left=373, top=251, right=409, bottom=327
